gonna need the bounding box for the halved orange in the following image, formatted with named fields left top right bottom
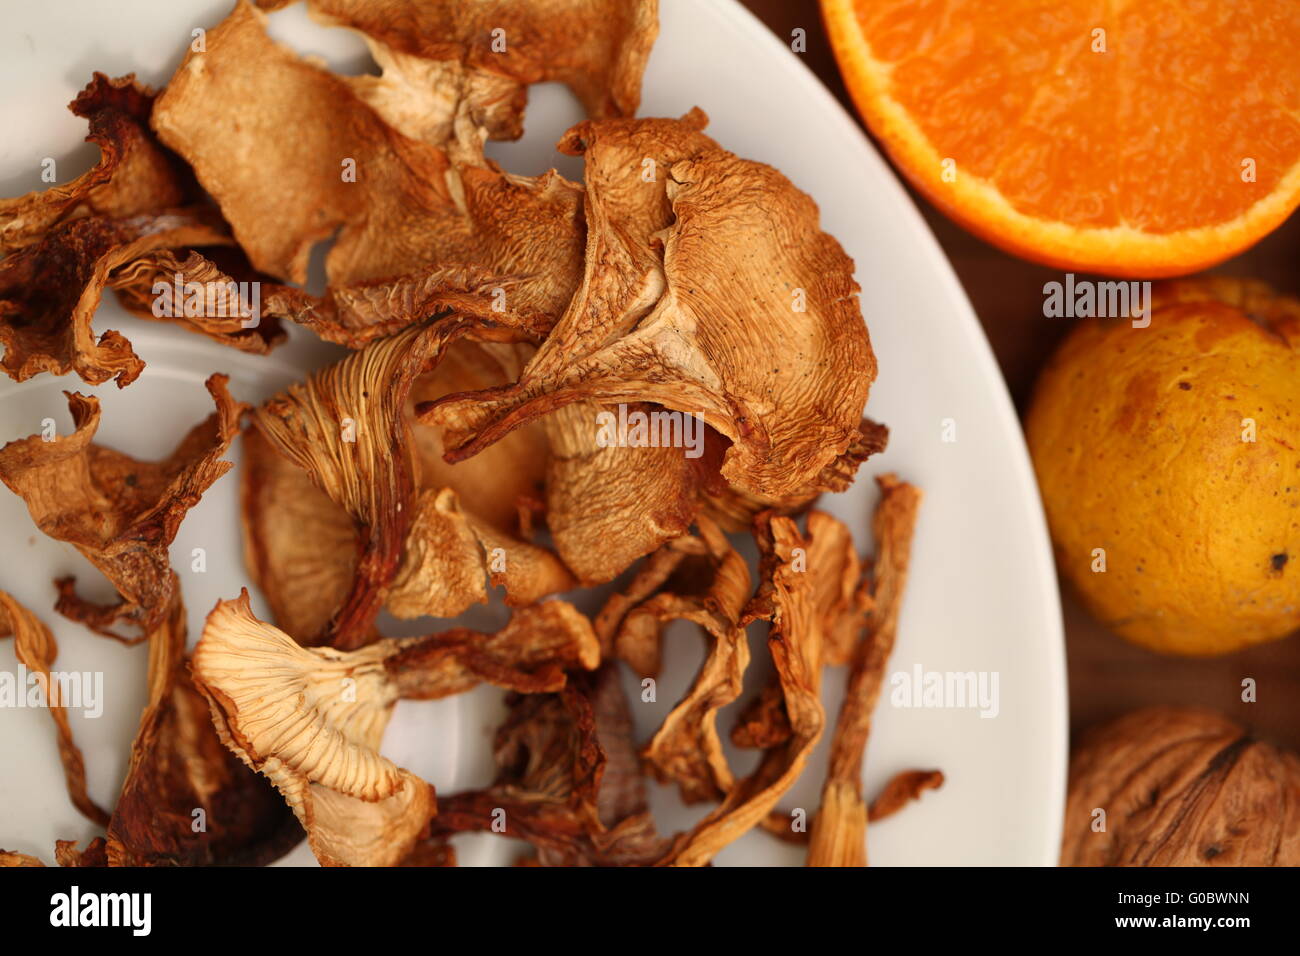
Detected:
left=821, top=0, right=1300, bottom=277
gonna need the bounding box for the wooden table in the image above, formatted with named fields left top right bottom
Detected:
left=742, top=0, right=1300, bottom=750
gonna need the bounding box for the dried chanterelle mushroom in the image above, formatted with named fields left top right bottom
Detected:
left=0, top=0, right=941, bottom=869
left=1061, top=708, right=1300, bottom=866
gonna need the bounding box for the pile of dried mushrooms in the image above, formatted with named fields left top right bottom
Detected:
left=0, top=0, right=935, bottom=867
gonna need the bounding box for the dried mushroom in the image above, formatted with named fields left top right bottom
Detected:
left=408, top=340, right=548, bottom=534
left=1061, top=707, right=1300, bottom=866
left=390, top=486, right=574, bottom=619
left=249, top=320, right=572, bottom=647
left=426, top=109, right=877, bottom=501
left=152, top=1, right=585, bottom=344
left=1, top=840, right=111, bottom=869
left=0, top=74, right=280, bottom=386
left=256, top=0, right=658, bottom=142
left=108, top=246, right=285, bottom=354
left=54, top=839, right=110, bottom=868
left=656, top=514, right=826, bottom=866
left=244, top=334, right=570, bottom=641
left=0, top=374, right=245, bottom=641
left=0, top=74, right=191, bottom=253
left=0, top=591, right=108, bottom=825
left=542, top=400, right=721, bottom=584
left=192, top=592, right=436, bottom=866
left=106, top=587, right=302, bottom=866
left=0, top=210, right=229, bottom=388
left=424, top=665, right=668, bottom=866
left=240, top=426, right=359, bottom=644
left=250, top=321, right=457, bottom=647
left=609, top=516, right=751, bottom=804
left=807, top=475, right=923, bottom=867
left=192, top=591, right=598, bottom=865
left=0, top=851, right=46, bottom=867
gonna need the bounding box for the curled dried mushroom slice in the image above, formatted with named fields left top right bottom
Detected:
left=730, top=508, right=875, bottom=751
left=0, top=374, right=245, bottom=641
left=424, top=665, right=667, bottom=866
left=0, top=73, right=191, bottom=254
left=109, top=246, right=286, bottom=354
left=867, top=769, right=944, bottom=824
left=0, top=210, right=235, bottom=387
left=192, top=592, right=435, bottom=867
left=0, top=74, right=276, bottom=386
left=152, top=0, right=585, bottom=344
left=0, top=591, right=109, bottom=825
left=240, top=426, right=358, bottom=645
left=259, top=0, right=657, bottom=141
left=251, top=320, right=458, bottom=648
left=610, top=517, right=751, bottom=804
left=383, top=600, right=600, bottom=699
left=193, top=592, right=599, bottom=864
left=106, top=586, right=302, bottom=866
left=427, top=109, right=877, bottom=500
left=656, top=514, right=826, bottom=866
left=808, top=475, right=923, bottom=867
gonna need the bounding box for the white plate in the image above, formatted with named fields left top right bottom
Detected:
left=0, top=0, right=1066, bottom=866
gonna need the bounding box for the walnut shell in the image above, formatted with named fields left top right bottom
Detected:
left=1061, top=707, right=1300, bottom=866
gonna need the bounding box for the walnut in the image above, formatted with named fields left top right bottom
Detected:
left=1061, top=707, right=1300, bottom=866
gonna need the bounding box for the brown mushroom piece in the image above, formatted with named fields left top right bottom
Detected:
left=0, top=591, right=108, bottom=825
left=593, top=516, right=751, bottom=804
left=250, top=320, right=462, bottom=648
left=730, top=508, right=875, bottom=752
left=0, top=73, right=190, bottom=254
left=106, top=587, right=303, bottom=866
left=53, top=839, right=110, bottom=868
left=390, top=339, right=573, bottom=616
left=255, top=0, right=658, bottom=143
left=807, top=475, right=924, bottom=867
left=107, top=246, right=287, bottom=355
left=541, top=400, right=724, bottom=585
left=242, top=336, right=569, bottom=642
left=425, top=108, right=877, bottom=502
left=151, top=1, right=585, bottom=345
left=388, top=486, right=574, bottom=618
left=192, top=591, right=599, bottom=865
left=192, top=593, right=435, bottom=867
left=1061, top=707, right=1300, bottom=866
left=239, top=426, right=359, bottom=645
left=655, top=514, right=827, bottom=866
left=0, top=74, right=283, bottom=387
left=247, top=320, right=573, bottom=647
left=422, top=664, right=668, bottom=866
left=0, top=374, right=245, bottom=642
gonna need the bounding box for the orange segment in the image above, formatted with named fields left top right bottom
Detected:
left=822, top=0, right=1300, bottom=276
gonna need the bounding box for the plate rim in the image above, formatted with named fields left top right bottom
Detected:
left=697, top=0, right=1068, bottom=863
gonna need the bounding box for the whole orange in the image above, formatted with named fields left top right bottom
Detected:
left=1027, top=279, right=1300, bottom=655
